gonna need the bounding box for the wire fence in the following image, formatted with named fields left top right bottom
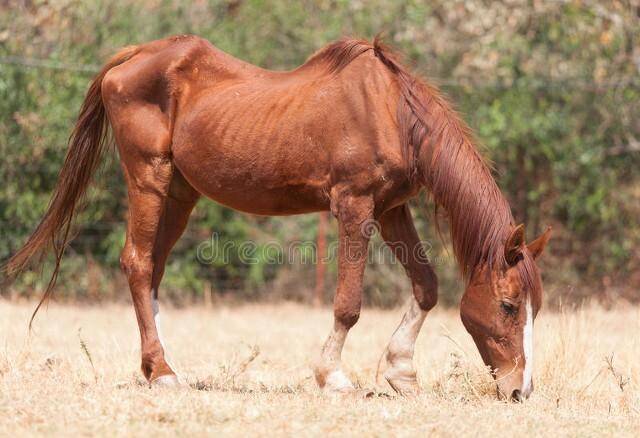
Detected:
left=2, top=55, right=639, bottom=90
left=0, top=55, right=100, bottom=73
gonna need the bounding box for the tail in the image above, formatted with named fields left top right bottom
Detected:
left=3, top=46, right=139, bottom=328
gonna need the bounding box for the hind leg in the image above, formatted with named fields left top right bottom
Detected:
left=107, top=87, right=200, bottom=382
left=120, top=165, right=199, bottom=384
left=104, top=59, right=202, bottom=383
left=149, top=172, right=200, bottom=382
left=377, top=204, right=438, bottom=395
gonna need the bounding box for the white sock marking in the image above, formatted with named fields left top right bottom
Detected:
left=151, top=297, right=165, bottom=348
left=386, top=297, right=427, bottom=369
left=152, top=294, right=177, bottom=375
left=522, top=296, right=533, bottom=394
left=325, top=369, right=354, bottom=391
left=318, top=323, right=354, bottom=391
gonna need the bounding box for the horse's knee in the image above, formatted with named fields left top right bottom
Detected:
left=334, top=297, right=361, bottom=329
left=417, top=287, right=438, bottom=311
left=119, top=245, right=152, bottom=279
left=414, top=269, right=438, bottom=311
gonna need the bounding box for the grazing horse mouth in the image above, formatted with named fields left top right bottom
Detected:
left=497, top=374, right=533, bottom=402
left=496, top=385, right=527, bottom=403
left=510, top=389, right=524, bottom=402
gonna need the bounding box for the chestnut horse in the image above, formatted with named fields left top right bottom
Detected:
left=6, top=35, right=551, bottom=400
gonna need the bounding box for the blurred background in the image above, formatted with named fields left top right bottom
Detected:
left=1, top=0, right=638, bottom=307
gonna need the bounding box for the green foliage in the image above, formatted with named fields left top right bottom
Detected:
left=1, top=1, right=638, bottom=304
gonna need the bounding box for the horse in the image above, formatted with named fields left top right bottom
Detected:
left=5, top=35, right=551, bottom=401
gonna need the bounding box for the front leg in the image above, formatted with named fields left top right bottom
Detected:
left=377, top=204, right=438, bottom=395
left=314, top=194, right=373, bottom=393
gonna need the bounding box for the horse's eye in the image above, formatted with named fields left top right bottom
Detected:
left=500, top=301, right=516, bottom=316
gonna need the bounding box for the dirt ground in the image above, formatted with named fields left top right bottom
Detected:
left=0, top=300, right=638, bottom=436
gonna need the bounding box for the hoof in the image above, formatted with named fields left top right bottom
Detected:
left=150, top=374, right=181, bottom=387
left=384, top=370, right=420, bottom=396
left=316, top=368, right=355, bottom=394
left=326, top=369, right=355, bottom=391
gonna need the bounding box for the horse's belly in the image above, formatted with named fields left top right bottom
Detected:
left=177, top=163, right=329, bottom=216
left=171, top=80, right=349, bottom=215
left=172, top=129, right=331, bottom=216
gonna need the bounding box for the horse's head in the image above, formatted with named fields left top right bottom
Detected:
left=460, top=224, right=551, bottom=401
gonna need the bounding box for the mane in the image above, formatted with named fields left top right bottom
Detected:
left=302, top=38, right=373, bottom=74
left=371, top=37, right=538, bottom=289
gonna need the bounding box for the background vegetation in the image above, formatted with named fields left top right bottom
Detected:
left=1, top=0, right=639, bottom=306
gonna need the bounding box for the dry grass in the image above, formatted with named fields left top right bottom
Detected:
left=0, top=299, right=638, bottom=437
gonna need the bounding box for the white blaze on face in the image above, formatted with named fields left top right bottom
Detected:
left=521, top=295, right=534, bottom=394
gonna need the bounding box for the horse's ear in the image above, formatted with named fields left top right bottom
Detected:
left=505, top=223, right=525, bottom=266
left=527, top=226, right=552, bottom=259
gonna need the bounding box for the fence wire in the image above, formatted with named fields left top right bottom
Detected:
left=2, top=55, right=639, bottom=89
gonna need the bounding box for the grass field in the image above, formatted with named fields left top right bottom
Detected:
left=0, top=299, right=638, bottom=436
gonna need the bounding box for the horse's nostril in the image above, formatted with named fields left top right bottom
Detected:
left=511, top=389, right=523, bottom=402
